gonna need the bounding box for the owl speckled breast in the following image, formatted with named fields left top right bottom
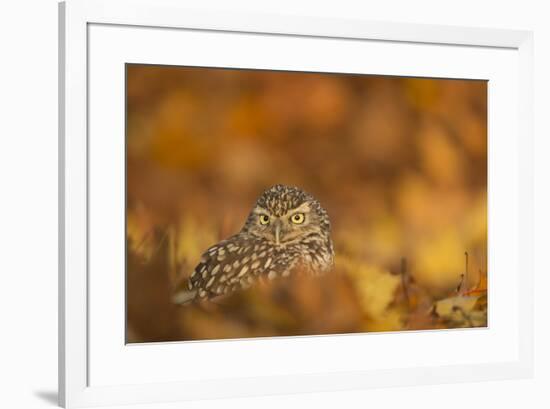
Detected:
left=173, top=184, right=334, bottom=304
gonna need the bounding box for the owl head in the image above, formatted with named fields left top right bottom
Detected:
left=242, top=184, right=331, bottom=246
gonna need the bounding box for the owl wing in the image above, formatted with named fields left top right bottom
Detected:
left=173, top=235, right=270, bottom=304
left=173, top=235, right=309, bottom=305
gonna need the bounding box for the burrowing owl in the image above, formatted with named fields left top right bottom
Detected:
left=173, top=184, right=334, bottom=304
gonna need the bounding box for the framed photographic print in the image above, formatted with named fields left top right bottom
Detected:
left=59, top=0, right=534, bottom=407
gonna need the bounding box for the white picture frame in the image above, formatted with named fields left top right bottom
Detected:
left=59, top=0, right=534, bottom=407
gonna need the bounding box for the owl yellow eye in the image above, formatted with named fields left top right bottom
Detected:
left=290, top=213, right=305, bottom=224
left=259, top=214, right=270, bottom=225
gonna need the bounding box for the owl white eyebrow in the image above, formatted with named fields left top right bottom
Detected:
left=288, top=203, right=311, bottom=215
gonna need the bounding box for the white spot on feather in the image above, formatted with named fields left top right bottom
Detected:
left=237, top=265, right=249, bottom=277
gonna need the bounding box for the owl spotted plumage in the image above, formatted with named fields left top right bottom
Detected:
left=173, top=185, right=334, bottom=304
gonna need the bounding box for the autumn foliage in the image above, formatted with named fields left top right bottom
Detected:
left=126, top=65, right=487, bottom=342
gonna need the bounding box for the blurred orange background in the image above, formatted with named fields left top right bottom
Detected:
left=126, top=64, right=487, bottom=342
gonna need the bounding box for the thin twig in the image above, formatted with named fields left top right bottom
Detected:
left=457, top=251, right=469, bottom=295
left=133, top=229, right=153, bottom=255
left=464, top=251, right=469, bottom=294
left=144, top=227, right=169, bottom=264
left=456, top=274, right=464, bottom=294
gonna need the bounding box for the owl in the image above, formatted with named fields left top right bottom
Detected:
left=173, top=184, right=334, bottom=304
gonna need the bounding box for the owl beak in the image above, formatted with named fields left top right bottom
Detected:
left=274, top=221, right=282, bottom=245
